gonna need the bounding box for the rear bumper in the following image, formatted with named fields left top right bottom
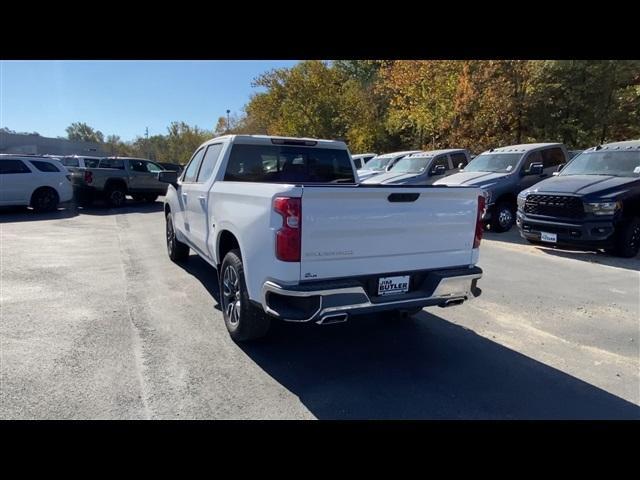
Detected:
left=261, top=266, right=482, bottom=323
left=516, top=210, right=616, bottom=248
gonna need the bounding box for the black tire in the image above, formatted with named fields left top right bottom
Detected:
left=105, top=184, right=127, bottom=208
left=166, top=212, right=190, bottom=262
left=611, top=217, right=640, bottom=258
left=31, top=187, right=59, bottom=212
left=220, top=249, right=271, bottom=342
left=491, top=202, right=516, bottom=233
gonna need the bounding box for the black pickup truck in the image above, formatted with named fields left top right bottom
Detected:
left=516, top=140, right=640, bottom=257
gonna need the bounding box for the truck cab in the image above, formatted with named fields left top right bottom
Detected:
left=356, top=150, right=422, bottom=181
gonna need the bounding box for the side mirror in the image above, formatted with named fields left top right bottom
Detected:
left=457, top=163, right=465, bottom=169
left=528, top=163, right=544, bottom=176
left=431, top=165, right=447, bottom=176
left=556, top=163, right=565, bottom=172
left=552, top=171, right=560, bottom=176
left=158, top=170, right=178, bottom=188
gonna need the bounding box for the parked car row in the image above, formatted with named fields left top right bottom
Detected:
left=0, top=154, right=183, bottom=211
left=353, top=139, right=640, bottom=257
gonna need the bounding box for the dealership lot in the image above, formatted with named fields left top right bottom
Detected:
left=1, top=201, right=638, bottom=419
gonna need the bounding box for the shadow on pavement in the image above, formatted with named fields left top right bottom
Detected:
left=239, top=311, right=640, bottom=419
left=0, top=199, right=164, bottom=223
left=180, top=254, right=221, bottom=310
left=484, top=229, right=640, bottom=271
left=77, top=198, right=164, bottom=216
left=0, top=206, right=79, bottom=223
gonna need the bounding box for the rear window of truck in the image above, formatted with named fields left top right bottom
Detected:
left=224, top=144, right=355, bottom=184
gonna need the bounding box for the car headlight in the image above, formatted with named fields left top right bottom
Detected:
left=517, top=191, right=528, bottom=210
left=584, top=201, right=622, bottom=216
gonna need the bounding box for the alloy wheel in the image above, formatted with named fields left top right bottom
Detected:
left=223, top=265, right=241, bottom=326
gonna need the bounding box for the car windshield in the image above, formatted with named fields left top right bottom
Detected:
left=560, top=150, right=640, bottom=177
left=363, top=157, right=392, bottom=171
left=463, top=153, right=522, bottom=173
left=390, top=156, right=430, bottom=173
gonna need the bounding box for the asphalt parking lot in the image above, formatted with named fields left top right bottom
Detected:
left=1, top=200, right=639, bottom=419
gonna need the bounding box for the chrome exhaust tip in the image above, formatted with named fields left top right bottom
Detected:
left=439, top=298, right=465, bottom=308
left=316, top=313, right=349, bottom=325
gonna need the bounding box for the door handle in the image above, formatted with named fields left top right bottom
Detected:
left=198, top=195, right=206, bottom=201
left=182, top=192, right=188, bottom=197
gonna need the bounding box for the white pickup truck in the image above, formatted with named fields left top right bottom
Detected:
left=159, top=135, right=485, bottom=342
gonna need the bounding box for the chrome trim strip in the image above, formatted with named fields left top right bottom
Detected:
left=261, top=272, right=482, bottom=323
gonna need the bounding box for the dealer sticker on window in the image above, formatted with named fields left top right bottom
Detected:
left=378, top=275, right=410, bottom=296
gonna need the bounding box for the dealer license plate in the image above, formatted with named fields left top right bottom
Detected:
left=378, top=275, right=410, bottom=296
left=540, top=232, right=557, bottom=243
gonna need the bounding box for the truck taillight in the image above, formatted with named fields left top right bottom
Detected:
left=474, top=195, right=486, bottom=248
left=273, top=197, right=301, bottom=262
left=84, top=171, right=93, bottom=184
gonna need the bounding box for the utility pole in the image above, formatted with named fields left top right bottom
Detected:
left=226, top=110, right=231, bottom=133
left=145, top=127, right=149, bottom=159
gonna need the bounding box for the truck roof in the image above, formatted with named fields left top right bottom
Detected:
left=204, top=134, right=348, bottom=150
left=586, top=140, right=640, bottom=151
left=0, top=154, right=61, bottom=161
left=374, top=150, right=423, bottom=159
left=481, top=143, right=563, bottom=154
left=405, top=148, right=468, bottom=158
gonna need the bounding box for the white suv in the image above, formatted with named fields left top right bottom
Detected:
left=0, top=155, right=73, bottom=212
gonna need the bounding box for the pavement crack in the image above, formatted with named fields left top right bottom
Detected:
left=115, top=214, right=153, bottom=419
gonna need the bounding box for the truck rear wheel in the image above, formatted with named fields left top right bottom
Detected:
left=105, top=184, right=127, bottom=208
left=220, top=249, right=271, bottom=342
left=166, top=212, right=190, bottom=262
left=611, top=217, right=640, bottom=258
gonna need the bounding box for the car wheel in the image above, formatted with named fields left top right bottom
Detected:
left=612, top=217, right=640, bottom=258
left=31, top=188, right=59, bottom=213
left=105, top=185, right=127, bottom=208
left=166, top=212, right=189, bottom=262
left=220, top=249, right=271, bottom=342
left=492, top=202, right=515, bottom=233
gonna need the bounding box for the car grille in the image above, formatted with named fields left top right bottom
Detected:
left=524, top=194, right=584, bottom=219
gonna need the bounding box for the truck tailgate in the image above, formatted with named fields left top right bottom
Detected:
left=300, top=186, right=480, bottom=281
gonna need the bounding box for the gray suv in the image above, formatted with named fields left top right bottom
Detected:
left=434, top=143, right=569, bottom=232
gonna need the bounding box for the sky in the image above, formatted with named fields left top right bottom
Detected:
left=0, top=60, right=299, bottom=141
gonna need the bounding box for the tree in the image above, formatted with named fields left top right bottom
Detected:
left=66, top=122, right=104, bottom=143
left=163, top=121, right=211, bottom=164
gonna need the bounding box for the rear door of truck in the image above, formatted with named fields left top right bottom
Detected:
left=299, top=185, right=481, bottom=281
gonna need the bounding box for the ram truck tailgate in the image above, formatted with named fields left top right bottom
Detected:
left=299, top=185, right=481, bottom=281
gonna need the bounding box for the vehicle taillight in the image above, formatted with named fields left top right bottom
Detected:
left=84, top=171, right=93, bottom=184
left=273, top=197, right=301, bottom=262
left=474, top=194, right=486, bottom=248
